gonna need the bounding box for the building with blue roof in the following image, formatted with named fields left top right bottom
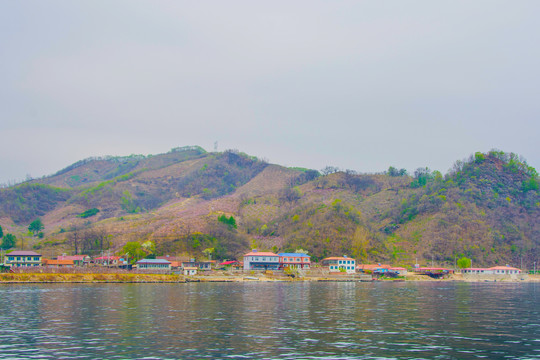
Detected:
left=278, top=253, right=311, bottom=270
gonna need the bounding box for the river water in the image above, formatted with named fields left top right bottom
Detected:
left=0, top=281, right=538, bottom=359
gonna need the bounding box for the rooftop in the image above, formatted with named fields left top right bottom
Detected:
left=58, top=255, right=89, bottom=261
left=43, top=259, right=74, bottom=266
left=244, top=251, right=279, bottom=257
left=278, top=253, right=310, bottom=258
left=220, top=260, right=239, bottom=265
left=136, top=259, right=171, bottom=264
left=7, top=251, right=41, bottom=256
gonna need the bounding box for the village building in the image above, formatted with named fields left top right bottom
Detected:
left=42, top=259, right=74, bottom=267
left=219, top=260, right=242, bottom=270
left=94, top=256, right=123, bottom=266
left=3, top=251, right=42, bottom=268
left=136, top=258, right=171, bottom=270
left=243, top=250, right=280, bottom=271
left=462, top=266, right=521, bottom=275
left=278, top=253, right=311, bottom=270
left=57, top=255, right=90, bottom=266
left=321, top=256, right=356, bottom=274
left=183, top=266, right=198, bottom=276
left=182, top=260, right=213, bottom=271
left=157, top=256, right=213, bottom=271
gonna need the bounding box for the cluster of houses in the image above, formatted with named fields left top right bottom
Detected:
left=2, top=250, right=524, bottom=277
left=1, top=251, right=214, bottom=276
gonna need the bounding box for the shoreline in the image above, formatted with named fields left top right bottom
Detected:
left=0, top=272, right=538, bottom=284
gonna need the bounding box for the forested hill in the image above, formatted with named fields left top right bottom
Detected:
left=0, top=148, right=538, bottom=268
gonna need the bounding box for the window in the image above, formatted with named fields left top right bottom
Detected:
left=34, top=257, right=40, bottom=261
left=296, top=258, right=300, bottom=262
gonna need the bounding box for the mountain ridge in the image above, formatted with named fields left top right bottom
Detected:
left=0, top=147, right=538, bottom=268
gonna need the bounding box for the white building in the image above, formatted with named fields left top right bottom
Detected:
left=243, top=250, right=280, bottom=271
left=321, top=256, right=356, bottom=274
left=462, top=266, right=521, bottom=275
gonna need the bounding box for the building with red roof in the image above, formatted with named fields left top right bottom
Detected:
left=321, top=256, right=356, bottom=274
left=243, top=250, right=280, bottom=271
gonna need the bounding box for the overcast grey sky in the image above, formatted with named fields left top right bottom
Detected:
left=1, top=1, right=539, bottom=185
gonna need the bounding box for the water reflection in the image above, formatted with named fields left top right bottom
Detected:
left=0, top=282, right=538, bottom=359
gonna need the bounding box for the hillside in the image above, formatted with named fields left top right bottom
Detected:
left=0, top=148, right=538, bottom=268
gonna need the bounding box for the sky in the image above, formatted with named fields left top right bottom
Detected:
left=1, top=1, right=539, bottom=185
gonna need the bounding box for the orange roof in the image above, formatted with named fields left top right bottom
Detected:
left=488, top=266, right=521, bottom=271
left=244, top=251, right=278, bottom=257
left=43, top=259, right=74, bottom=265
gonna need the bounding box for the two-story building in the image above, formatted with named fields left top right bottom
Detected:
left=4, top=251, right=42, bottom=268
left=321, top=256, right=356, bottom=274
left=279, top=253, right=311, bottom=270
left=243, top=250, right=280, bottom=271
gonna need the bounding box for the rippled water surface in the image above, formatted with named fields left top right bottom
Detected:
left=0, top=282, right=538, bottom=359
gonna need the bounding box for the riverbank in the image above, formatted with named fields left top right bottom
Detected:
left=0, top=273, right=186, bottom=283
left=1, top=272, right=538, bottom=283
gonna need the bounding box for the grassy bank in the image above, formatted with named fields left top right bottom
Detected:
left=0, top=273, right=186, bottom=283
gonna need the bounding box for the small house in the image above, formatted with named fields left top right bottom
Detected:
left=42, top=259, right=74, bottom=267
left=183, top=261, right=213, bottom=271
left=57, top=255, right=90, bottom=266
left=94, top=256, right=122, bottom=266
left=183, top=267, right=198, bottom=276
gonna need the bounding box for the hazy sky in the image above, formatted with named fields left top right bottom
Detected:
left=1, top=1, right=539, bottom=185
